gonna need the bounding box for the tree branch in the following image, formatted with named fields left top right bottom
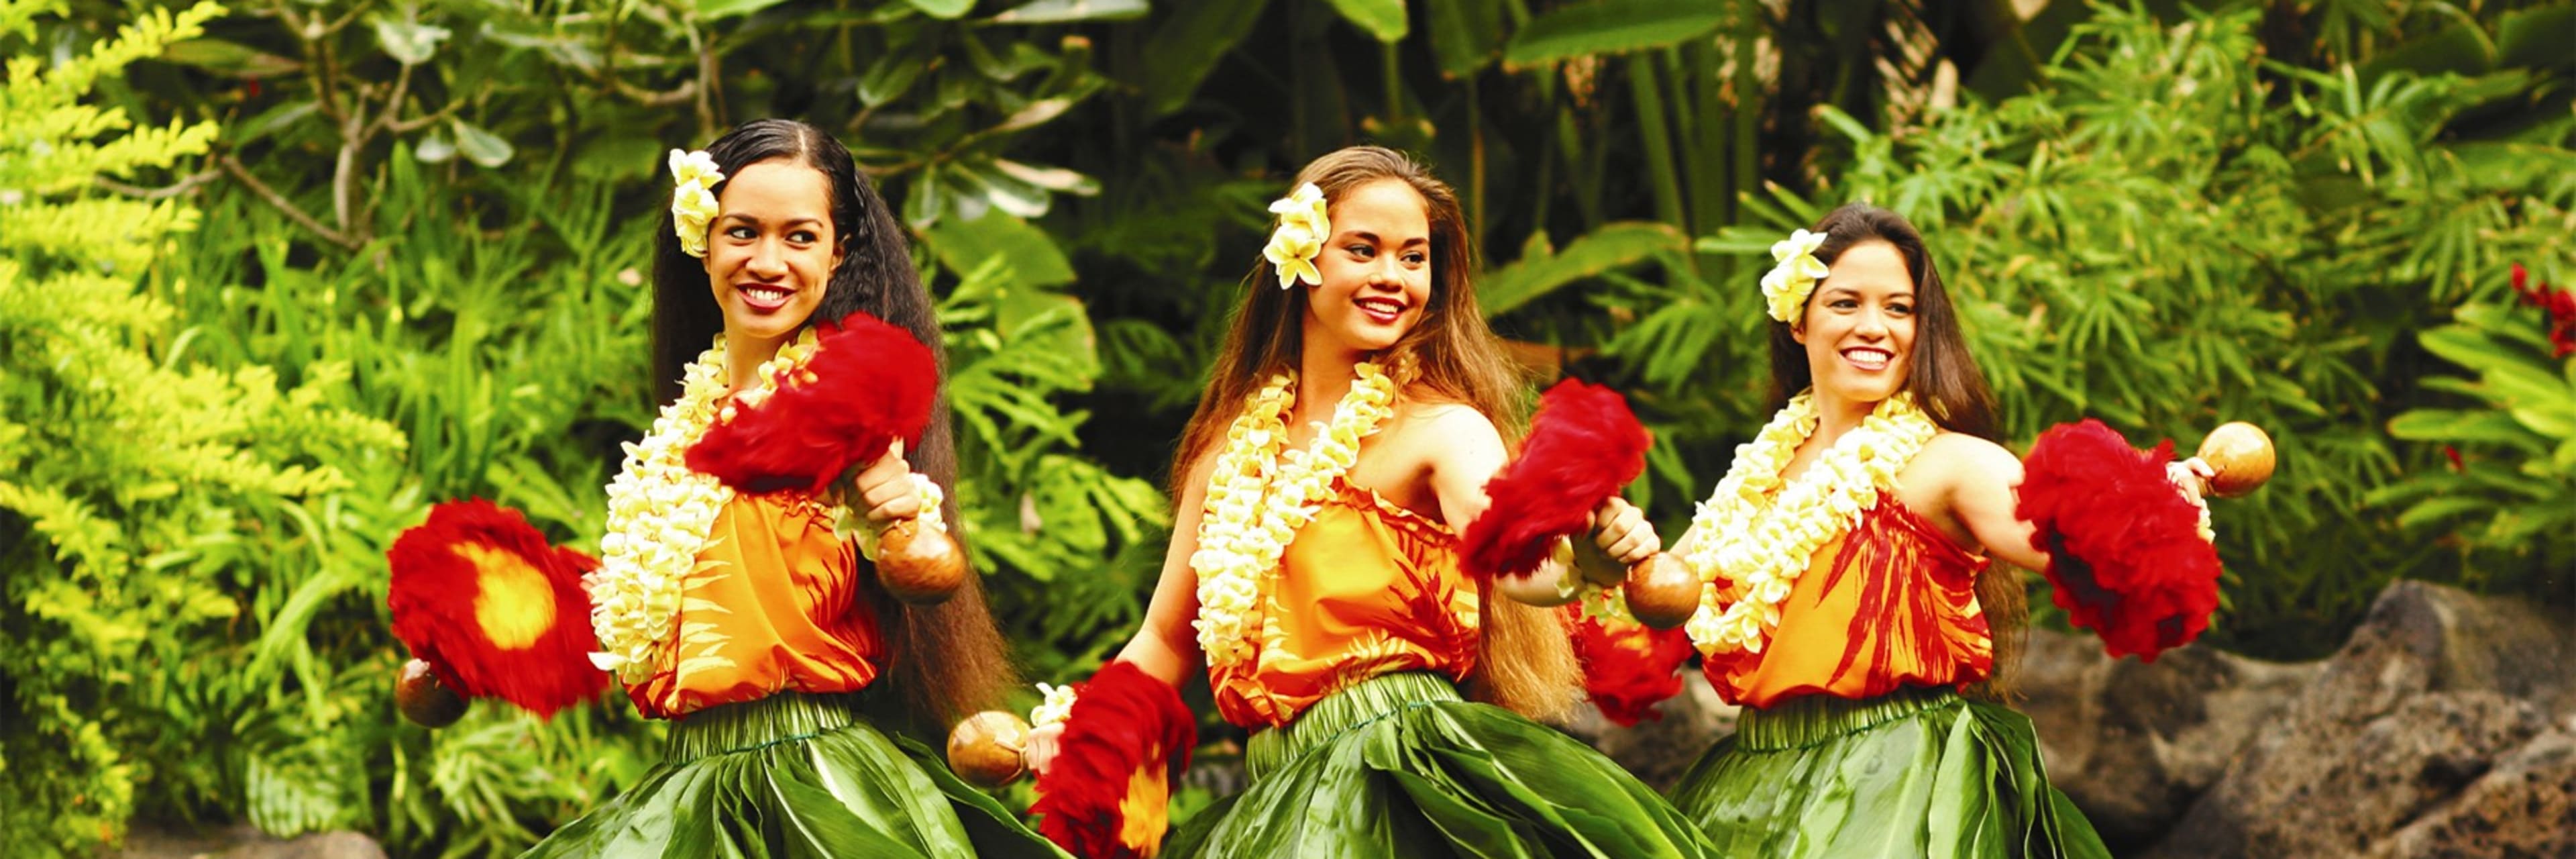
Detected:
left=95, top=170, right=221, bottom=200
left=218, top=155, right=360, bottom=250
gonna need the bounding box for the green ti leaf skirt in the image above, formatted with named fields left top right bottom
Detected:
left=521, top=691, right=1066, bottom=858
left=1164, top=671, right=1723, bottom=858
left=1668, top=686, right=2112, bottom=858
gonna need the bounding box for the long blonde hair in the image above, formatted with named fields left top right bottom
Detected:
left=1174, top=146, right=1579, bottom=720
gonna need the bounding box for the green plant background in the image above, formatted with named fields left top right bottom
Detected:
left=3, top=0, right=2568, bottom=854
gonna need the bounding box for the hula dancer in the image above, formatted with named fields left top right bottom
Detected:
left=408, top=118, right=1065, bottom=858
left=1652, top=203, right=2261, bottom=856
left=1014, top=146, right=1720, bottom=858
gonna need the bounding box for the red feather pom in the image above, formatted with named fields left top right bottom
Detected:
left=687, top=313, right=938, bottom=495
left=1564, top=606, right=1695, bottom=727
left=2018, top=419, right=2224, bottom=662
left=1030, top=661, right=1197, bottom=859
left=1460, top=379, right=1652, bottom=580
left=386, top=500, right=605, bottom=718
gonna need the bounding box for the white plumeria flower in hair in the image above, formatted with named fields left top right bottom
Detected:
left=667, top=148, right=725, bottom=258
left=1760, top=228, right=1831, bottom=323
left=1262, top=182, right=1330, bottom=289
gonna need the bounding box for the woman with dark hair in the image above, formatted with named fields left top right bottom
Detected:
left=523, top=118, right=1061, bottom=858
left=1016, top=146, right=1717, bottom=858
left=1654, top=203, right=2129, bottom=856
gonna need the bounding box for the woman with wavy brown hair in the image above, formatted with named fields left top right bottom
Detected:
left=520, top=118, right=1062, bottom=858
left=1657, top=203, right=2135, bottom=857
left=1019, top=146, right=1717, bottom=858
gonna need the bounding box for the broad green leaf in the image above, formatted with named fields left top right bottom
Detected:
left=1482, top=222, right=1688, bottom=317
left=2387, top=409, right=2539, bottom=446
left=2416, top=325, right=2504, bottom=371
left=1426, top=0, right=1505, bottom=77
left=2509, top=403, right=2576, bottom=440
left=908, top=0, right=975, bottom=19
left=992, top=158, right=1100, bottom=195
left=1503, top=0, right=1723, bottom=67
left=413, top=128, right=456, bottom=164
left=2355, top=19, right=2494, bottom=85
left=2396, top=495, right=2487, bottom=529
left=948, top=161, right=1053, bottom=219
left=229, top=99, right=319, bottom=147
left=1324, top=0, right=1407, bottom=42
left=1138, top=0, right=1270, bottom=117
left=921, top=209, right=1075, bottom=289
left=370, top=17, right=451, bottom=66
left=162, top=38, right=301, bottom=77
left=2483, top=362, right=2574, bottom=412
left=449, top=119, right=513, bottom=168
left=990, top=0, right=1148, bottom=23
left=860, top=49, right=932, bottom=107
left=2497, top=5, right=2576, bottom=69
left=697, top=0, right=794, bottom=20
left=904, top=167, right=947, bottom=227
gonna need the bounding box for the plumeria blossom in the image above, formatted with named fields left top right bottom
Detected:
left=1030, top=682, right=1080, bottom=727
left=1262, top=182, right=1332, bottom=289
left=1191, top=363, right=1396, bottom=669
left=1679, top=391, right=1937, bottom=656
left=667, top=148, right=726, bottom=258
left=586, top=329, right=822, bottom=685
left=1760, top=228, right=1832, bottom=323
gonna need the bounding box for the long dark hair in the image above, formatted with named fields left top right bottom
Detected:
left=1766, top=203, right=1997, bottom=439
left=1764, top=202, right=2024, bottom=699
left=1175, top=146, right=1578, bottom=720
left=649, top=119, right=1012, bottom=725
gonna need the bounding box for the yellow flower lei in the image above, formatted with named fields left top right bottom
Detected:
left=1678, top=391, right=1938, bottom=657
left=1191, top=362, right=1397, bottom=669
left=584, top=329, right=820, bottom=685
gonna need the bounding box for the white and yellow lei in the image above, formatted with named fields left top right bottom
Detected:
left=1190, top=363, right=1397, bottom=670
left=581, top=330, right=853, bottom=685
left=1678, top=391, right=1939, bottom=657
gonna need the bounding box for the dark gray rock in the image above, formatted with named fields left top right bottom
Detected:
left=2014, top=628, right=2320, bottom=848
left=2363, top=717, right=2576, bottom=859
left=2144, top=581, right=2576, bottom=858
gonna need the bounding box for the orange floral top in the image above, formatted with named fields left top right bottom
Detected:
left=625, top=491, right=883, bottom=719
left=1209, top=476, right=1483, bottom=729
left=1699, top=493, right=1994, bottom=709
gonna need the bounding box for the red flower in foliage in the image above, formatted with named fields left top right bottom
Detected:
left=688, top=312, right=939, bottom=495
left=2016, top=421, right=2223, bottom=662
left=2508, top=262, right=2576, bottom=358
left=1564, top=607, right=1694, bottom=726
left=1031, top=662, right=1196, bottom=859
left=386, top=500, right=605, bottom=718
left=1461, top=379, right=1652, bottom=580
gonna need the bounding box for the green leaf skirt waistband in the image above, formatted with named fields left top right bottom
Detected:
left=1166, top=671, right=1722, bottom=859
left=521, top=691, right=1065, bottom=859
left=1668, top=686, right=2112, bottom=858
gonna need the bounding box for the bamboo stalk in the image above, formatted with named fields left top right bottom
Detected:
left=1627, top=54, right=1686, bottom=232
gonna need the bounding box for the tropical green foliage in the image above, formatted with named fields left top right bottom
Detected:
left=1650, top=3, right=2576, bottom=652
left=2, top=0, right=2569, bottom=854
left=0, top=1, right=410, bottom=852
left=2374, top=296, right=2576, bottom=594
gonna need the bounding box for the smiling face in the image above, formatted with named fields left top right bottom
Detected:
left=703, top=158, right=841, bottom=352
left=1794, top=239, right=1916, bottom=409
left=1301, top=178, right=1434, bottom=360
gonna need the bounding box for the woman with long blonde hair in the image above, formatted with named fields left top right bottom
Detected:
left=1020, top=146, right=1717, bottom=858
